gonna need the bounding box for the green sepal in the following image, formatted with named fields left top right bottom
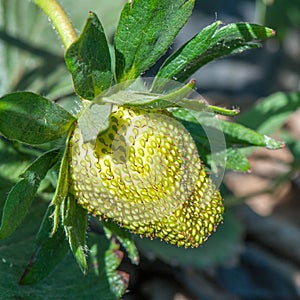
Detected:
left=105, top=238, right=129, bottom=299
left=19, top=206, right=70, bottom=285
left=208, top=105, right=240, bottom=116
left=77, top=101, right=112, bottom=143
left=63, top=195, right=88, bottom=274
left=115, top=0, right=195, bottom=82
left=50, top=132, right=72, bottom=235
left=99, top=80, right=196, bottom=109
left=0, top=92, right=75, bottom=145
left=0, top=149, right=60, bottom=239
left=65, top=12, right=113, bottom=100
left=102, top=220, right=139, bottom=265
left=154, top=22, right=275, bottom=90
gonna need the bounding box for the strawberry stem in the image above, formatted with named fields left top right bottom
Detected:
left=33, top=0, right=77, bottom=49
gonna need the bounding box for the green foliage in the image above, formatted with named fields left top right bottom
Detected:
left=0, top=149, right=59, bottom=239
left=0, top=92, right=75, bottom=144
left=114, top=0, right=195, bottom=82
left=105, top=238, right=129, bottom=299
left=50, top=138, right=70, bottom=233
left=19, top=206, right=70, bottom=285
left=0, top=0, right=285, bottom=298
left=173, top=108, right=282, bottom=172
left=238, top=92, right=300, bottom=135
left=0, top=140, right=118, bottom=299
left=63, top=196, right=88, bottom=274
left=153, top=22, right=275, bottom=91
left=65, top=12, right=113, bottom=100
left=103, top=220, right=140, bottom=265
left=237, top=92, right=300, bottom=190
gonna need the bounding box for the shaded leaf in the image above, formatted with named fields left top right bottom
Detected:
left=19, top=206, right=70, bottom=285
left=105, top=238, right=130, bottom=299
left=65, top=12, right=113, bottom=100
left=0, top=92, right=75, bottom=144
left=154, top=22, right=275, bottom=89
left=0, top=139, right=33, bottom=195
left=206, top=148, right=251, bottom=172
left=114, top=0, right=195, bottom=82
left=0, top=149, right=59, bottom=239
left=63, top=196, right=88, bottom=274
left=238, top=92, right=300, bottom=135
left=0, top=196, right=117, bottom=299
left=103, top=220, right=139, bottom=265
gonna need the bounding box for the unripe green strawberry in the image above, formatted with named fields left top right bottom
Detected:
left=68, top=106, right=223, bottom=247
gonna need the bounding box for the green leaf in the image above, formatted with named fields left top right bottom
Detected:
left=136, top=210, right=243, bottom=269
left=0, top=92, right=75, bottom=145
left=154, top=22, right=275, bottom=89
left=0, top=196, right=117, bottom=299
left=114, top=0, right=195, bottom=82
left=207, top=148, right=251, bottom=172
left=105, top=238, right=129, bottom=299
left=78, top=102, right=112, bottom=143
left=0, top=149, right=59, bottom=239
left=0, top=0, right=124, bottom=99
left=65, top=12, right=113, bottom=100
left=238, top=92, right=300, bottom=135
left=152, top=21, right=220, bottom=91
left=171, top=108, right=282, bottom=172
left=63, top=195, right=88, bottom=274
left=218, top=119, right=283, bottom=150
left=63, top=0, right=125, bottom=38
left=102, top=220, right=139, bottom=265
left=174, top=109, right=283, bottom=150
left=19, top=206, right=70, bottom=285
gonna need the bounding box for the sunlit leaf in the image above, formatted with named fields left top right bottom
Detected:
left=65, top=12, right=113, bottom=100
left=154, top=22, right=275, bottom=90
left=115, top=0, right=194, bottom=82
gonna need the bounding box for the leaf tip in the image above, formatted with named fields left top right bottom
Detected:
left=266, top=27, right=276, bottom=38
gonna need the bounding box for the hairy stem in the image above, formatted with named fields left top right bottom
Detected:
left=33, top=0, right=77, bottom=49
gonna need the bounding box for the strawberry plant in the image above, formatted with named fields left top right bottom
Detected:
left=0, top=0, right=283, bottom=298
